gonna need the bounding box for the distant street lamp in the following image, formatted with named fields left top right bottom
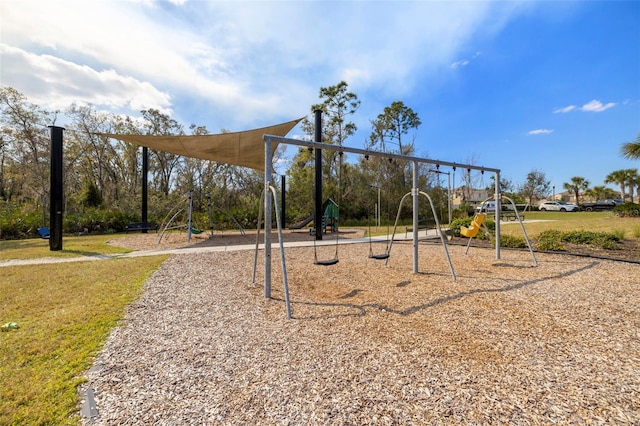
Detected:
left=427, top=168, right=452, bottom=224
left=371, top=185, right=381, bottom=227
left=553, top=185, right=556, bottom=200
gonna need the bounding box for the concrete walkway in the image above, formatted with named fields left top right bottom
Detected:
left=1, top=220, right=551, bottom=268
left=0, top=234, right=411, bottom=267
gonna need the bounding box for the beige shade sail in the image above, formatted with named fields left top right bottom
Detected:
left=97, top=117, right=303, bottom=171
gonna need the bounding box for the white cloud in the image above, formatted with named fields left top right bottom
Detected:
left=451, top=52, right=481, bottom=69
left=1, top=44, right=172, bottom=113
left=0, top=0, right=533, bottom=128
left=554, top=100, right=616, bottom=114
left=528, top=129, right=554, bottom=135
left=580, top=99, right=615, bottom=112
left=554, top=105, right=576, bottom=113
left=451, top=60, right=470, bottom=69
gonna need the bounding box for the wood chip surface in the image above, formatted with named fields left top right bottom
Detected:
left=83, top=232, right=640, bottom=424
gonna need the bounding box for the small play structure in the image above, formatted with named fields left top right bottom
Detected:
left=158, top=192, right=245, bottom=243
left=289, top=198, right=338, bottom=234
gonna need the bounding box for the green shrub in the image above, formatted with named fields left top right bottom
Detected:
left=0, top=211, right=44, bottom=239
left=535, top=229, right=624, bottom=251
left=562, top=230, right=601, bottom=245
left=612, top=228, right=626, bottom=240
left=536, top=230, right=565, bottom=251
left=614, top=202, right=640, bottom=217
left=449, top=217, right=473, bottom=237
left=561, top=230, right=621, bottom=250
left=64, top=209, right=139, bottom=234
left=599, top=238, right=621, bottom=250
left=499, top=234, right=527, bottom=248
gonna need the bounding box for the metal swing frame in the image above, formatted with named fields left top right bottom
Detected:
left=252, top=183, right=292, bottom=319
left=385, top=189, right=457, bottom=281
left=471, top=196, right=538, bottom=267
left=259, top=123, right=503, bottom=318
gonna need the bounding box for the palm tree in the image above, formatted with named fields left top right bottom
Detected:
left=621, top=134, right=640, bottom=160
left=563, top=176, right=589, bottom=206
left=625, top=168, right=639, bottom=203
left=584, top=185, right=617, bottom=201
left=605, top=169, right=628, bottom=201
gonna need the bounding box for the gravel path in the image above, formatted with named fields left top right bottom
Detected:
left=81, top=239, right=640, bottom=424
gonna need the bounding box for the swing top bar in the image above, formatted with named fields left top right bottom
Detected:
left=263, top=135, right=500, bottom=174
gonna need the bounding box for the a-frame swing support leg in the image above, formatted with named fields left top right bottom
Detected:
left=258, top=137, right=292, bottom=319
left=385, top=162, right=456, bottom=281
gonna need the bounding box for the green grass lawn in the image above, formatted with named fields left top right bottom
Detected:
left=0, top=234, right=132, bottom=261
left=0, top=253, right=167, bottom=425
left=368, top=211, right=640, bottom=239
left=501, top=211, right=640, bottom=239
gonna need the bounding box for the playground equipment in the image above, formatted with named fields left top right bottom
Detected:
left=460, top=213, right=488, bottom=253
left=469, top=197, right=538, bottom=266
left=367, top=187, right=390, bottom=260
left=254, top=111, right=506, bottom=317
left=259, top=138, right=503, bottom=314
left=386, top=190, right=457, bottom=280
left=252, top=182, right=292, bottom=319
left=158, top=192, right=245, bottom=243
left=290, top=198, right=338, bottom=233
left=157, top=192, right=204, bottom=243
left=313, top=153, right=342, bottom=266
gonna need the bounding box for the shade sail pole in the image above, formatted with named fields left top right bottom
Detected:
left=142, top=147, right=148, bottom=233
left=49, top=126, right=64, bottom=251
left=314, top=109, right=323, bottom=241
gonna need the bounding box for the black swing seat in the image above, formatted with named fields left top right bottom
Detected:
left=314, top=258, right=339, bottom=266
left=369, top=253, right=389, bottom=260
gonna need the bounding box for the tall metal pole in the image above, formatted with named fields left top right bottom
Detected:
left=142, top=146, right=148, bottom=233
left=447, top=172, right=452, bottom=224
left=281, top=174, right=286, bottom=228
left=412, top=161, right=419, bottom=273
left=49, top=126, right=64, bottom=251
left=495, top=171, right=501, bottom=260
left=377, top=186, right=381, bottom=228
left=187, top=191, right=193, bottom=242
left=207, top=195, right=214, bottom=237
left=264, top=138, right=273, bottom=298
left=314, top=109, right=323, bottom=241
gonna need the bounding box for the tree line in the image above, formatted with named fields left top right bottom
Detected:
left=1, top=84, right=638, bottom=237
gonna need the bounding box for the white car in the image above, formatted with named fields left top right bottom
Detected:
left=539, top=201, right=579, bottom=212
left=475, top=201, right=497, bottom=213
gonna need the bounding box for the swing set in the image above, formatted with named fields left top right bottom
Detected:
left=255, top=111, right=527, bottom=318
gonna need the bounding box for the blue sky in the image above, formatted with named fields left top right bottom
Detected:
left=1, top=0, right=638, bottom=193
